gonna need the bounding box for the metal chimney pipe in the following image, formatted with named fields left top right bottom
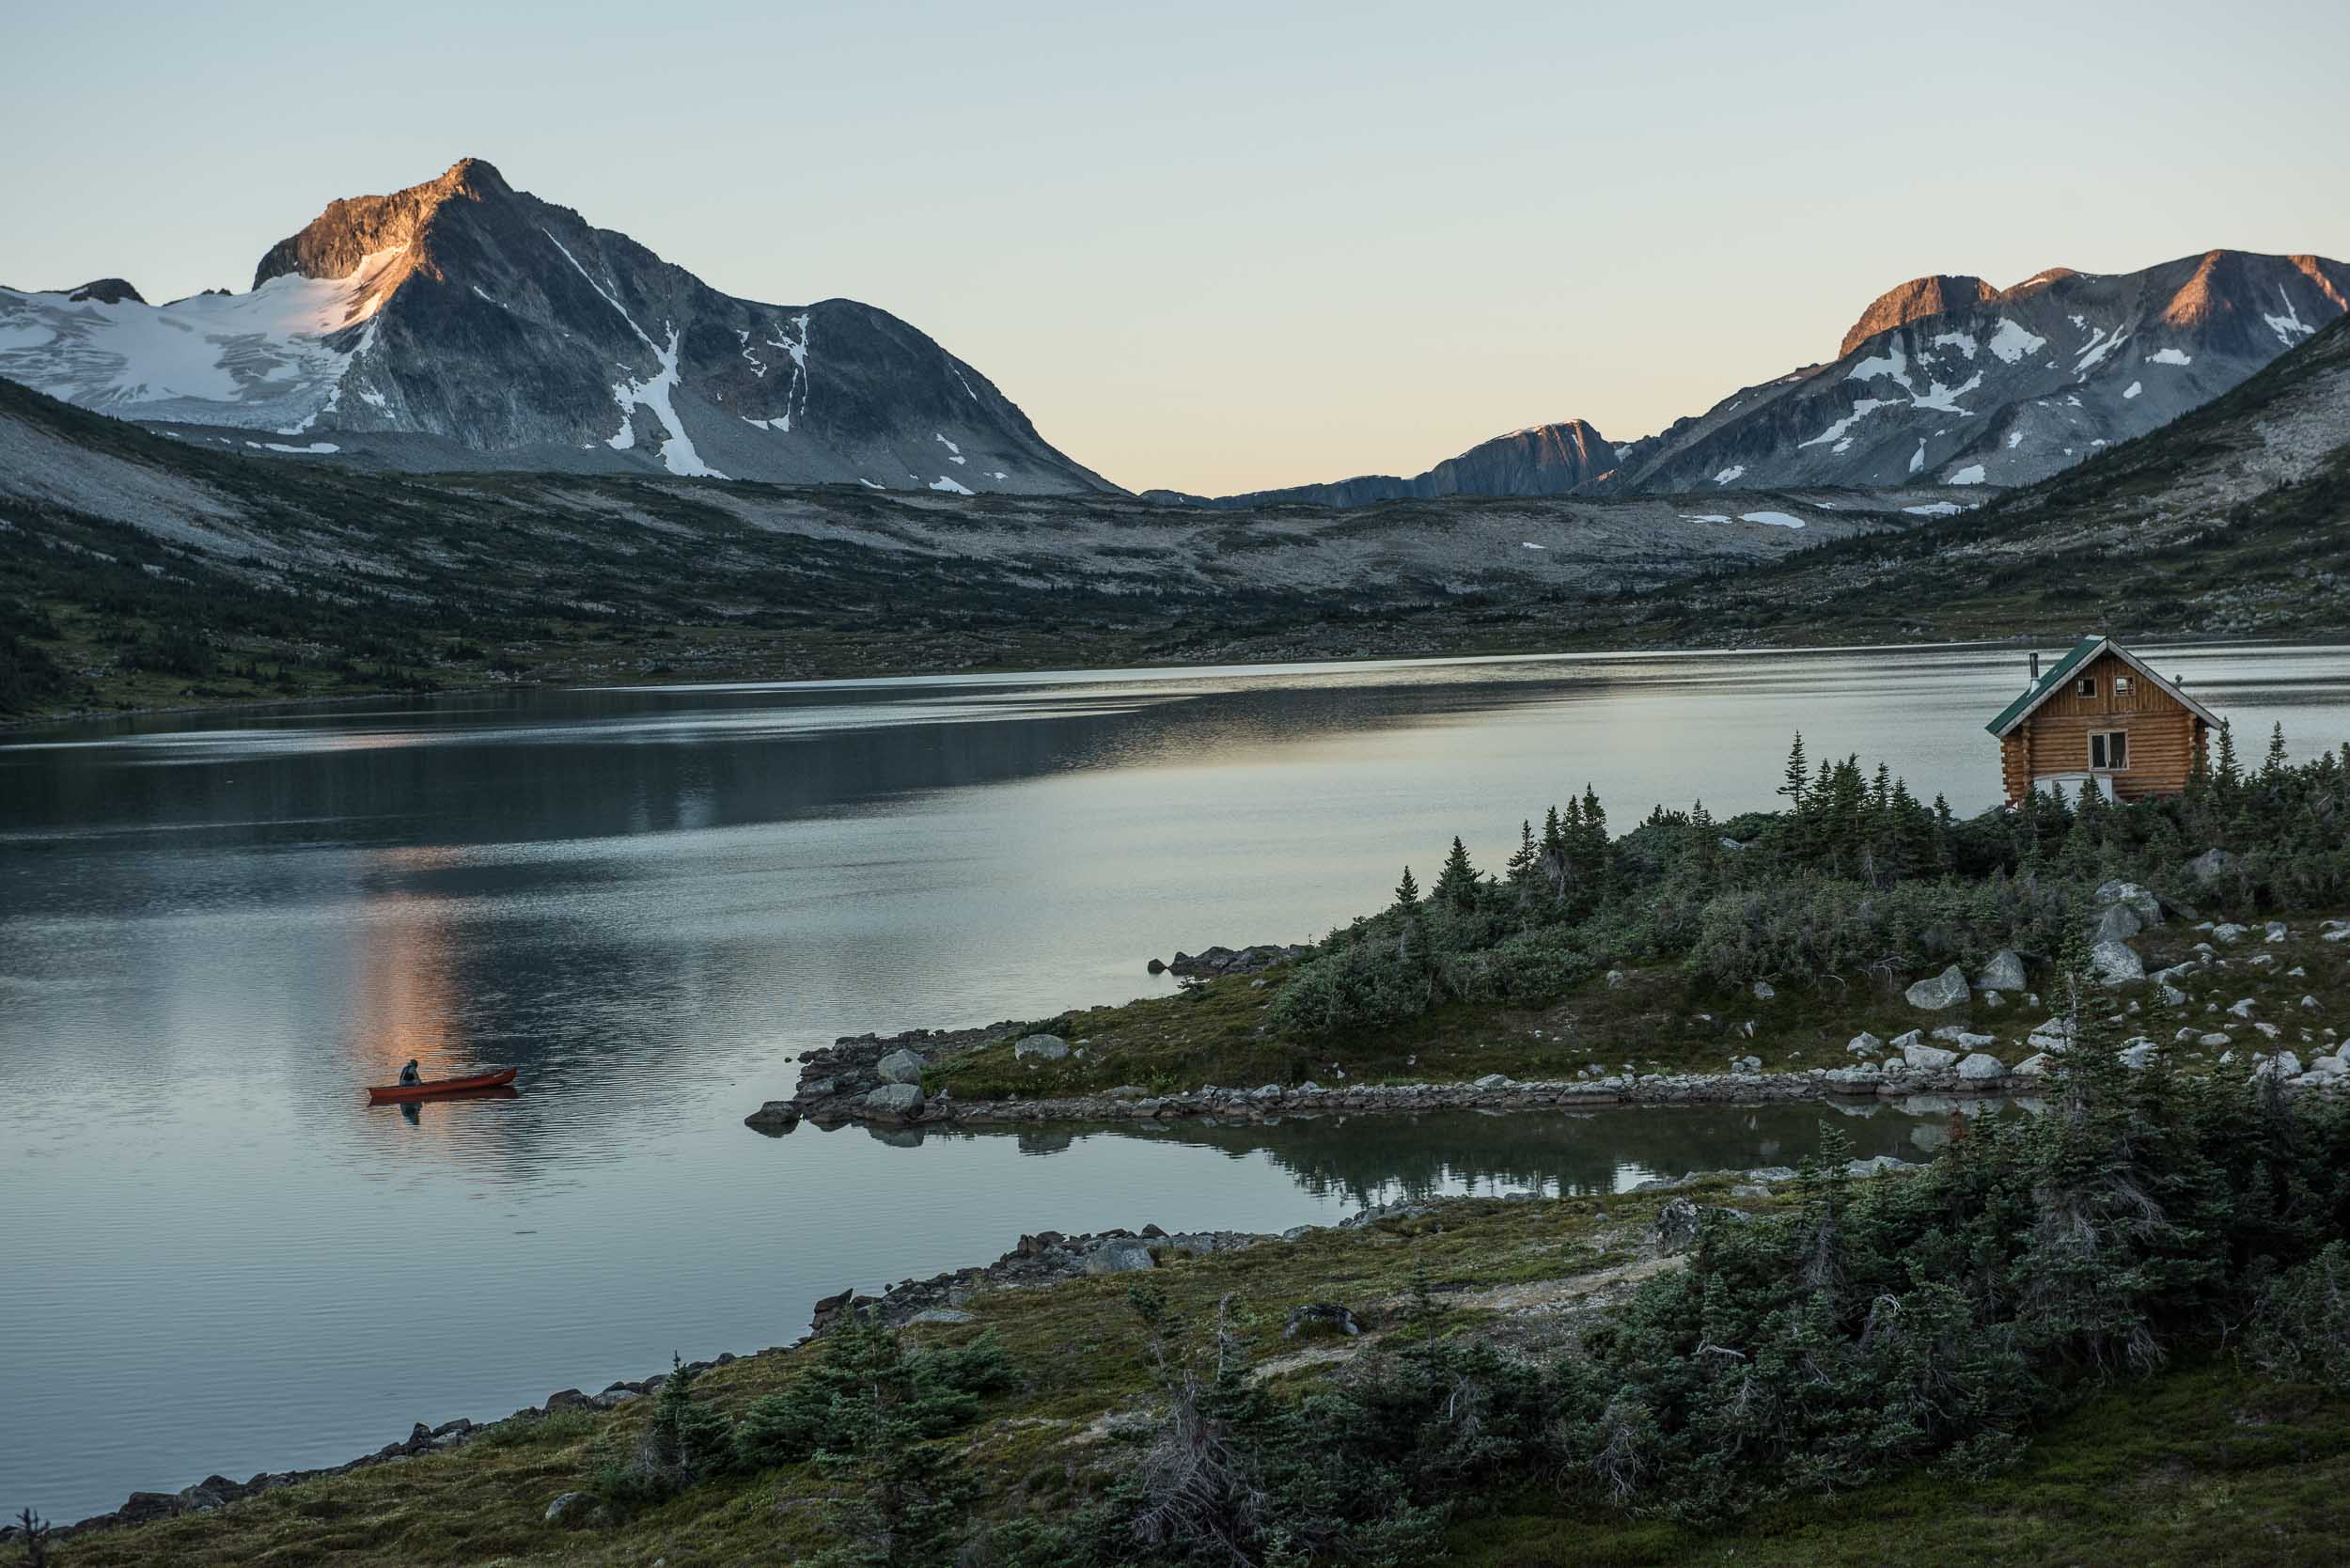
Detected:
left=2029, top=651, right=2040, bottom=683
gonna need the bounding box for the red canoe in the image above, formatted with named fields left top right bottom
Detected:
left=367, top=1067, right=519, bottom=1104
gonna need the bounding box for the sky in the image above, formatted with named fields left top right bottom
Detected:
left=8, top=0, right=2348, bottom=495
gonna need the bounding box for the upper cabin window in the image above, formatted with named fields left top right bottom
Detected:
left=2113, top=676, right=2134, bottom=696
left=2075, top=676, right=2098, bottom=698
left=2091, top=730, right=2129, bottom=771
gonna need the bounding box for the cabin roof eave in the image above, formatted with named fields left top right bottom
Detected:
left=1985, top=636, right=2224, bottom=738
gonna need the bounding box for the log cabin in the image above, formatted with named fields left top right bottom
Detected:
left=1988, top=636, right=2218, bottom=805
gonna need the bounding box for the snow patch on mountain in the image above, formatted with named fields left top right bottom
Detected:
left=0, top=245, right=406, bottom=429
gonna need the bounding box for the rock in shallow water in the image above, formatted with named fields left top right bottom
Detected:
left=863, top=1083, right=925, bottom=1118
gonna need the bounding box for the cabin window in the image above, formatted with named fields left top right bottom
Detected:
left=2113, top=676, right=2134, bottom=696
left=2091, top=730, right=2129, bottom=771
left=2075, top=677, right=2097, bottom=698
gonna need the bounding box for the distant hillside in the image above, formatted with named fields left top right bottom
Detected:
left=0, top=376, right=1908, bottom=720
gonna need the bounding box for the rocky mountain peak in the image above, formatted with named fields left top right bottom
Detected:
left=250, top=158, right=508, bottom=289
left=1838, top=274, right=1999, bottom=357
left=62, top=278, right=144, bottom=305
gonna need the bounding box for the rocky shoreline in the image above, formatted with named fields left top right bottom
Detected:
left=744, top=1024, right=2044, bottom=1137
left=24, top=1152, right=1925, bottom=1548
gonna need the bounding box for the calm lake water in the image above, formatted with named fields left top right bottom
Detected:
left=8, top=641, right=2350, bottom=1518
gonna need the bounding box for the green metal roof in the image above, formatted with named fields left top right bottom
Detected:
left=1985, top=635, right=2105, bottom=736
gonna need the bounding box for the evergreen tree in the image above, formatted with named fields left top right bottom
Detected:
left=1433, top=836, right=1480, bottom=912
left=2214, top=720, right=2241, bottom=798
left=1778, top=732, right=1810, bottom=808
left=1505, top=819, right=1541, bottom=902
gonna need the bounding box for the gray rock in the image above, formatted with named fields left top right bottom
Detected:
left=1890, top=1029, right=1924, bottom=1050
left=875, top=1048, right=925, bottom=1085
left=1282, top=1302, right=1364, bottom=1340
left=1013, top=1033, right=1070, bottom=1061
left=1474, top=1073, right=1512, bottom=1089
left=2188, top=848, right=2237, bottom=884
left=2094, top=904, right=2143, bottom=944
left=2212, top=923, right=2250, bottom=946
left=1752, top=980, right=1776, bottom=1001
left=1846, top=1031, right=1884, bottom=1058
left=1904, top=1042, right=1960, bottom=1072
left=2094, top=880, right=2162, bottom=924
left=1083, top=1239, right=1156, bottom=1275
left=1956, top=1052, right=2006, bottom=1081
left=2117, top=1043, right=2159, bottom=1070
left=863, top=1083, right=925, bottom=1118
left=1652, top=1197, right=1703, bottom=1255
left=908, top=1308, right=977, bottom=1325
left=1976, top=949, right=2028, bottom=993
left=1904, top=964, right=1970, bottom=1011
left=2090, top=939, right=2145, bottom=983
left=545, top=1491, right=597, bottom=1526
left=2013, top=1052, right=2053, bottom=1076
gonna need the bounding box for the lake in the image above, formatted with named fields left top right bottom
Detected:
left=8, top=640, right=2350, bottom=1519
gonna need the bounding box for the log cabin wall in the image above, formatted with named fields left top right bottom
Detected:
left=2003, top=651, right=2208, bottom=802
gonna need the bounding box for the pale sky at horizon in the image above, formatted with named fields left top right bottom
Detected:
left=8, top=0, right=2347, bottom=494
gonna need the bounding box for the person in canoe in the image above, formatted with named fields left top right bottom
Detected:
left=399, top=1058, right=423, bottom=1087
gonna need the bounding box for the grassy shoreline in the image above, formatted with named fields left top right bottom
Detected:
left=40, top=1173, right=2350, bottom=1567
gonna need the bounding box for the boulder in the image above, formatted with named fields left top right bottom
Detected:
left=1474, top=1073, right=1512, bottom=1090
left=2013, top=1052, right=2053, bottom=1076
left=2211, top=923, right=2250, bottom=946
left=1846, top=1031, right=1884, bottom=1059
left=863, top=1083, right=925, bottom=1119
left=1752, top=980, right=1776, bottom=1001
left=545, top=1491, right=598, bottom=1527
left=1904, top=1042, right=1959, bottom=1072
left=1013, top=1033, right=1070, bottom=1061
left=875, top=1049, right=925, bottom=1085
left=908, top=1308, right=977, bottom=1325
left=2188, top=848, right=2237, bottom=884
left=2090, top=939, right=2145, bottom=983
left=1083, top=1240, right=1156, bottom=1275
left=544, top=1388, right=592, bottom=1412
left=1904, top=965, right=1970, bottom=1011
left=2094, top=880, right=2163, bottom=924
left=1976, top=949, right=2028, bottom=993
left=2117, top=1042, right=2159, bottom=1070
left=1956, top=1052, right=2006, bottom=1081
left=2093, top=904, right=2143, bottom=944
left=1282, top=1302, right=1364, bottom=1340
left=1652, top=1197, right=1704, bottom=1255
left=1931, top=1027, right=1996, bottom=1049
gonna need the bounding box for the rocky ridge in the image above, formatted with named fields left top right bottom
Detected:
left=1150, top=420, right=1620, bottom=509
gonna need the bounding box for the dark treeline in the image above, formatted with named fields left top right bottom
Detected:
left=1271, top=723, right=2350, bottom=1034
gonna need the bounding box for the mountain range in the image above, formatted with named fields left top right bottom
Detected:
left=0, top=160, right=1112, bottom=494
left=1165, top=250, right=2347, bottom=507
left=1, top=157, right=2343, bottom=513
